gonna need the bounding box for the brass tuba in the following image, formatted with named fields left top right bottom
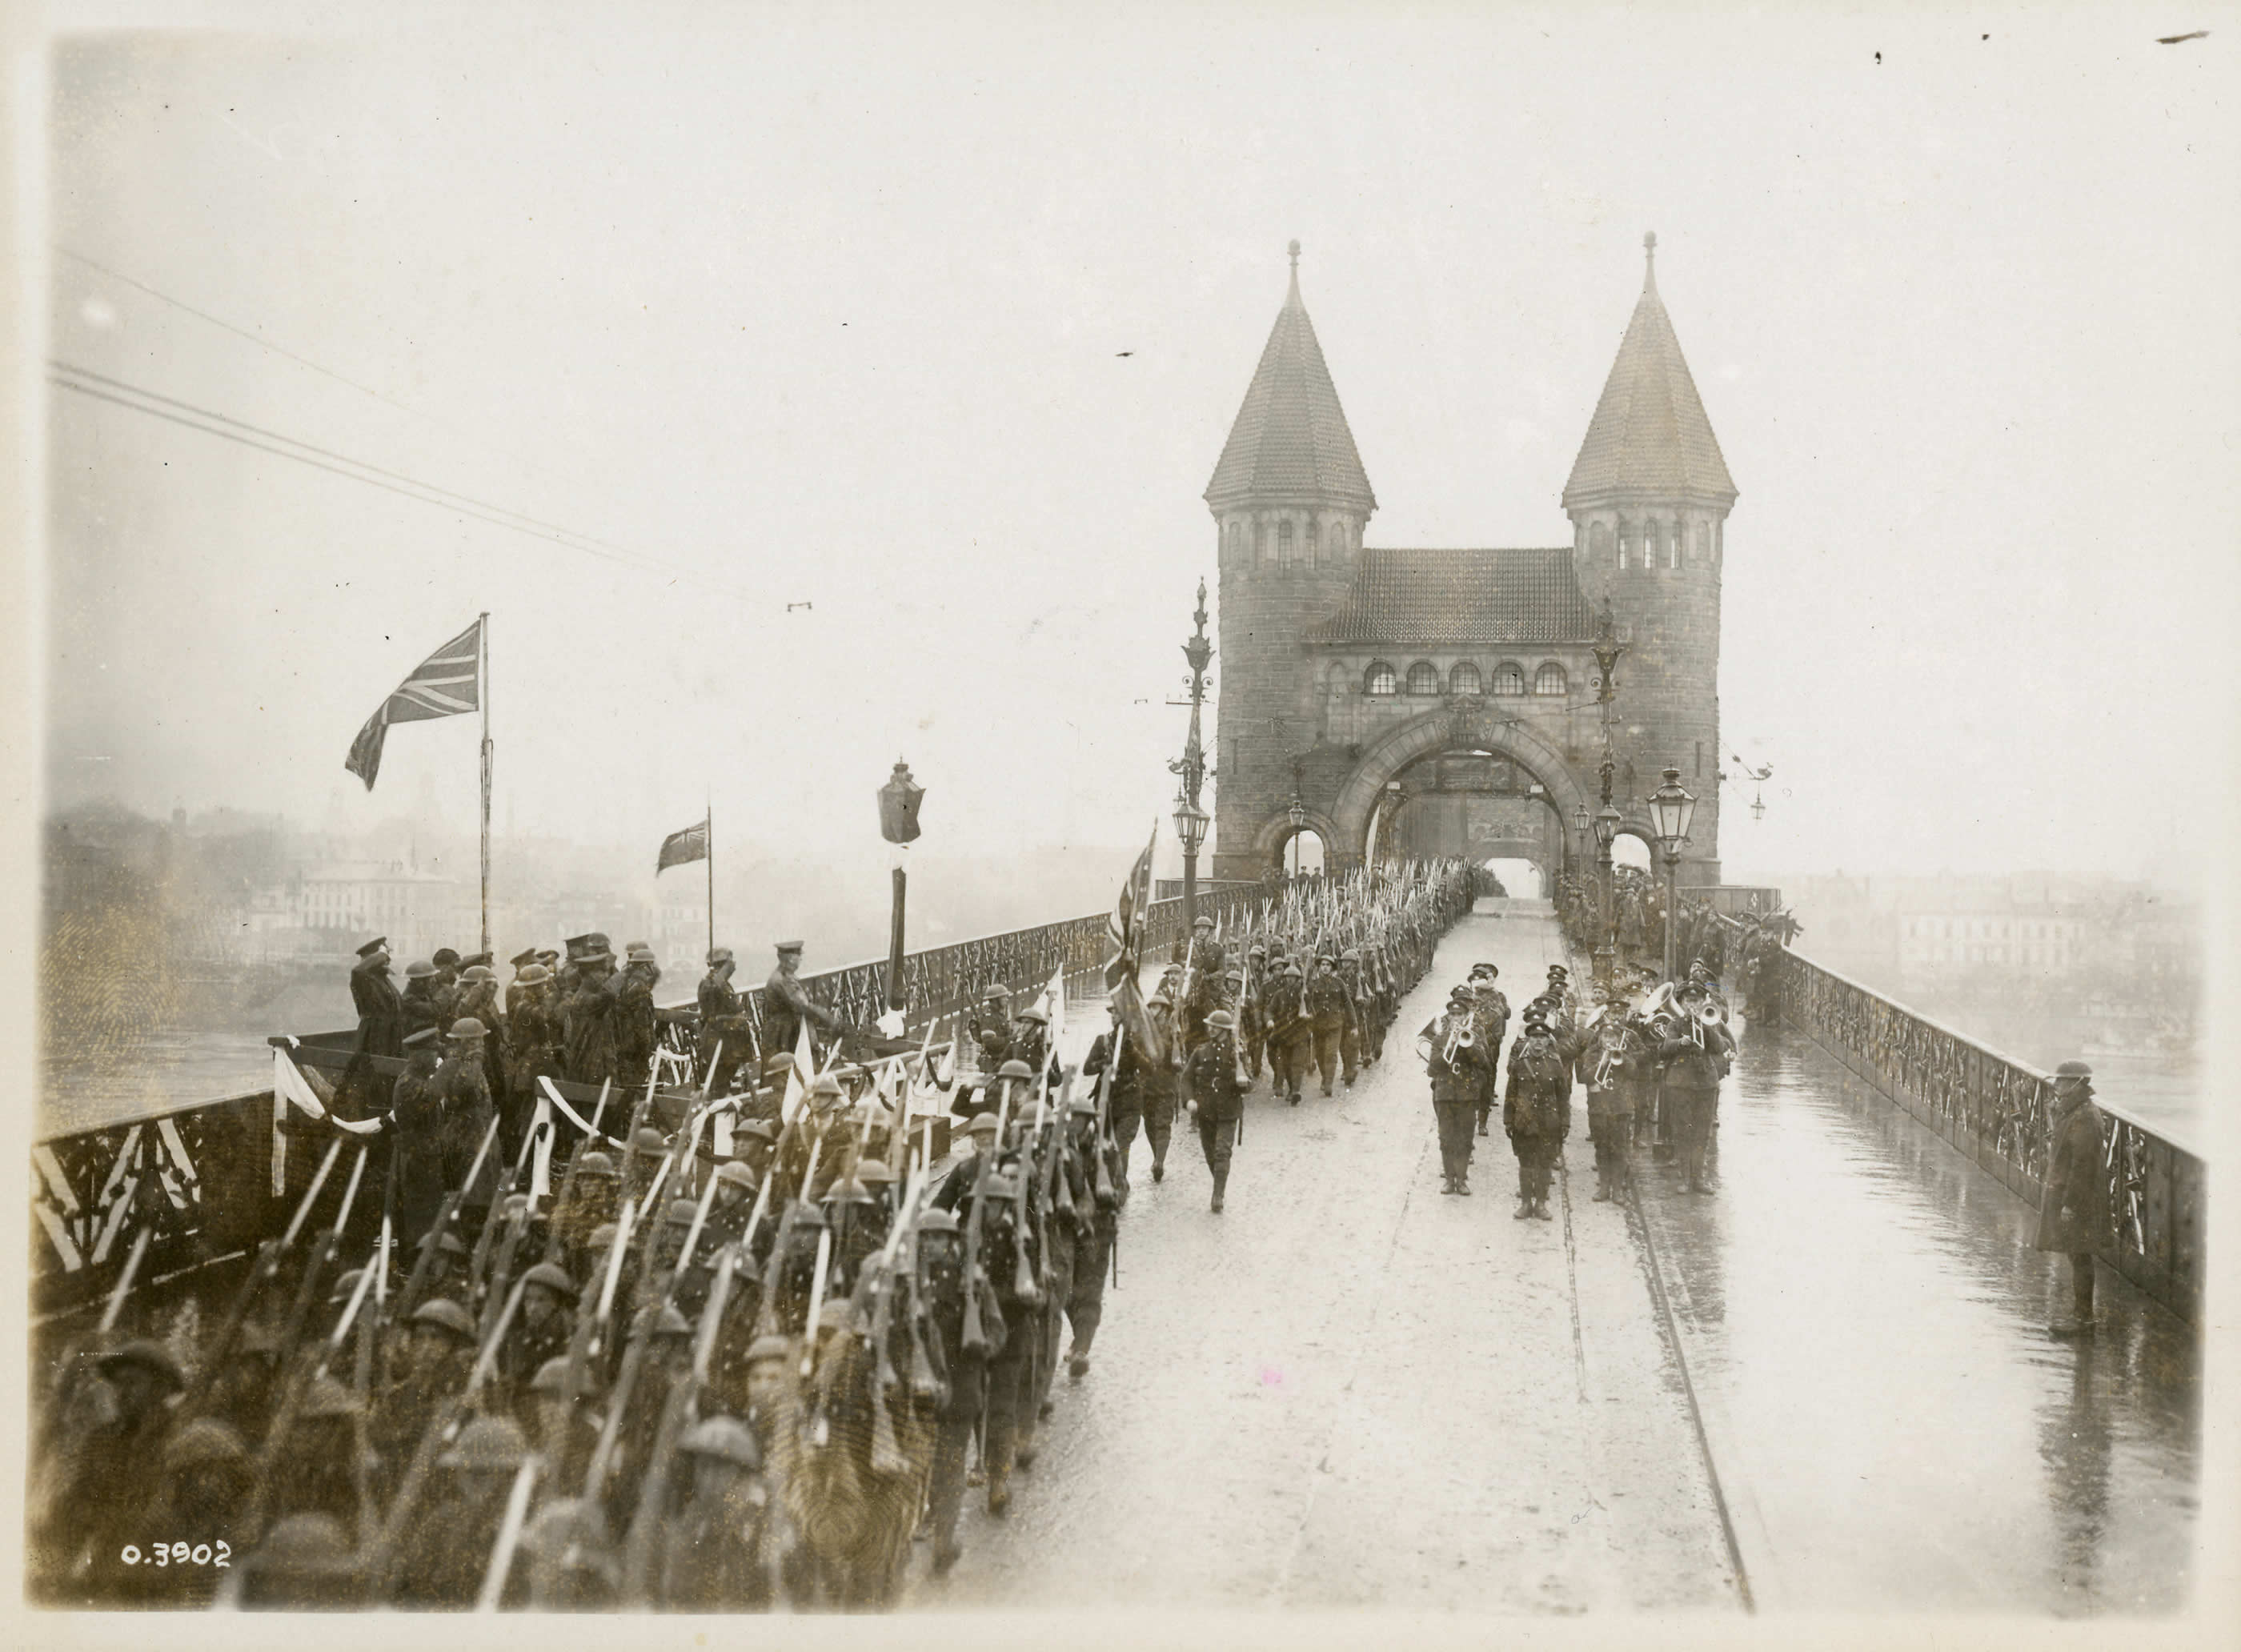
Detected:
left=1442, top=1012, right=1475, bottom=1065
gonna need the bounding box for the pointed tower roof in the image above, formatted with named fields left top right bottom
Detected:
left=1205, top=241, right=1377, bottom=515
left=1563, top=233, right=1737, bottom=510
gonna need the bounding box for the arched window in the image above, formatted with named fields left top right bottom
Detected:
left=1534, top=662, right=1566, bottom=696
left=1695, top=521, right=1711, bottom=563
left=1643, top=521, right=1662, bottom=568
left=1449, top=661, right=1481, bottom=696
left=1307, top=519, right=1321, bottom=561
left=1591, top=522, right=1613, bottom=566
left=1492, top=663, right=1525, bottom=697
left=1406, top=661, right=1440, bottom=696
left=1668, top=528, right=1681, bottom=570
left=1365, top=661, right=1397, bottom=696
left=1254, top=520, right=1269, bottom=564
left=1225, top=521, right=1239, bottom=559
left=1278, top=519, right=1295, bottom=567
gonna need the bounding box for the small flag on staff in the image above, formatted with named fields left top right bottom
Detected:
left=1104, top=820, right=1158, bottom=992
left=343, top=617, right=484, bottom=791
left=657, top=816, right=710, bottom=874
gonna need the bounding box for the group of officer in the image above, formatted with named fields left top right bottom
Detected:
left=1420, top=952, right=1739, bottom=1217
left=31, top=996, right=1139, bottom=1610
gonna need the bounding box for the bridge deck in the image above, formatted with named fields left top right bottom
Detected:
left=907, top=901, right=2200, bottom=1614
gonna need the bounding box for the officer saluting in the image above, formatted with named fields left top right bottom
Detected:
left=1185, top=1008, right=1245, bottom=1213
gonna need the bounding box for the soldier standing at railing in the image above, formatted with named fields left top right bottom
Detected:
left=764, top=940, right=848, bottom=1062
left=2038, top=1061, right=2111, bottom=1337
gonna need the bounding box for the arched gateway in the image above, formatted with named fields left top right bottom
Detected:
left=1204, top=235, right=1738, bottom=884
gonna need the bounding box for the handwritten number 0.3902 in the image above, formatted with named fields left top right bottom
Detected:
left=118, top=1542, right=231, bottom=1567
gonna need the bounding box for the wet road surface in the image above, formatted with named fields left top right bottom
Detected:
left=898, top=899, right=2200, bottom=1615
left=907, top=901, right=1738, bottom=1613
left=1635, top=1011, right=2201, bottom=1614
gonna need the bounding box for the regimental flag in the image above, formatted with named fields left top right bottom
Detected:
left=1104, top=820, right=1158, bottom=992
left=343, top=618, right=484, bottom=791
left=657, top=816, right=710, bottom=874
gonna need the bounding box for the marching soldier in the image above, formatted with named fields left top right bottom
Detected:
left=1303, top=952, right=1357, bottom=1097
left=1504, top=1011, right=1571, bottom=1220
left=1581, top=1001, right=1638, bottom=1202
left=1240, top=943, right=1270, bottom=1077
left=1423, top=986, right=1489, bottom=1195
left=1655, top=984, right=1734, bottom=1194
left=1263, top=960, right=1311, bottom=1108
left=1185, top=1008, right=1245, bottom=1213
left=1064, top=1090, right=1120, bottom=1378
left=1469, top=965, right=1510, bottom=1136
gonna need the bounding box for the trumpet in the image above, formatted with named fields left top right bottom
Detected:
left=1442, top=1015, right=1476, bottom=1065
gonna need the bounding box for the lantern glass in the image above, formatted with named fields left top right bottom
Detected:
left=1648, top=767, right=1695, bottom=850
left=1288, top=800, right=1307, bottom=829
left=1594, top=804, right=1621, bottom=848
left=1173, top=797, right=1209, bottom=856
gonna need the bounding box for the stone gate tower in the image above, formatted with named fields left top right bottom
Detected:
left=1205, top=235, right=1737, bottom=888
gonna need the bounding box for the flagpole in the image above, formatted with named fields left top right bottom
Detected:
left=706, top=795, right=715, bottom=958
left=478, top=611, right=491, bottom=958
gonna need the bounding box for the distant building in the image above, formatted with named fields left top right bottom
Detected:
left=296, top=860, right=471, bottom=964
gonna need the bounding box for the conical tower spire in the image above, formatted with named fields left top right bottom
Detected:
left=1205, top=241, right=1376, bottom=515
left=1562, top=232, right=1734, bottom=509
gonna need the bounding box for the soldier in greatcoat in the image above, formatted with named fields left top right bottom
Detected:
left=387, top=1026, right=449, bottom=1246
left=2037, top=1061, right=2112, bottom=1336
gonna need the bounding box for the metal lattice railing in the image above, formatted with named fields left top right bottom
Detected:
left=1774, top=948, right=2202, bottom=1323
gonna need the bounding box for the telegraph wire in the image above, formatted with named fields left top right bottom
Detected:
left=56, top=243, right=576, bottom=493
left=48, top=361, right=761, bottom=600
left=50, top=359, right=654, bottom=570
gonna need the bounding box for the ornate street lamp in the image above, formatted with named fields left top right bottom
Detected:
left=1286, top=763, right=1308, bottom=879
left=1169, top=579, right=1214, bottom=928
left=1649, top=766, right=1697, bottom=983
left=1173, top=792, right=1209, bottom=914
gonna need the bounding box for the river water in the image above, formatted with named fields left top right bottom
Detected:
left=1634, top=1012, right=2201, bottom=1614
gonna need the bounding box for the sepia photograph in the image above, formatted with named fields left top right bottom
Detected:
left=6, top=2, right=2235, bottom=1642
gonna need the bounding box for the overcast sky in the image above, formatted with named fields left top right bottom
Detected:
left=37, top=2, right=2240, bottom=892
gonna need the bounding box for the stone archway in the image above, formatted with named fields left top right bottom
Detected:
left=1330, top=706, right=1594, bottom=868
left=1250, top=808, right=1342, bottom=874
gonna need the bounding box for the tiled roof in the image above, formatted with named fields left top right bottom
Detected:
left=1562, top=246, right=1736, bottom=507
left=1205, top=256, right=1376, bottom=514
left=1305, top=549, right=1596, bottom=647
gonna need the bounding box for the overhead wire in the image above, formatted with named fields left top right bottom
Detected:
left=48, top=359, right=763, bottom=601
left=56, top=243, right=576, bottom=493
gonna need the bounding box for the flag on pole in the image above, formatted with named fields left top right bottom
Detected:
left=657, top=816, right=710, bottom=874
left=1104, top=820, right=1158, bottom=991
left=343, top=617, right=485, bottom=790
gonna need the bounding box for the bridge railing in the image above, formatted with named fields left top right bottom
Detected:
left=31, top=881, right=1293, bottom=1318
left=1774, top=947, right=2203, bottom=1324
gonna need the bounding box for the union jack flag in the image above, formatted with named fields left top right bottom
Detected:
left=1104, top=820, right=1158, bottom=991
left=344, top=616, right=484, bottom=790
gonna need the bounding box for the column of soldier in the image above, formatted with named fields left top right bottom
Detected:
left=32, top=866, right=1477, bottom=1614
left=1418, top=945, right=1740, bottom=1217
left=1078, top=862, right=1480, bottom=1214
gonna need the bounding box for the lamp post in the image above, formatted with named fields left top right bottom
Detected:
left=1170, top=579, right=1214, bottom=929
left=1648, top=766, right=1697, bottom=984
left=1590, top=603, right=1629, bottom=984
left=1571, top=804, right=1590, bottom=875
left=876, top=760, right=925, bottom=1032
left=1287, top=758, right=1307, bottom=879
